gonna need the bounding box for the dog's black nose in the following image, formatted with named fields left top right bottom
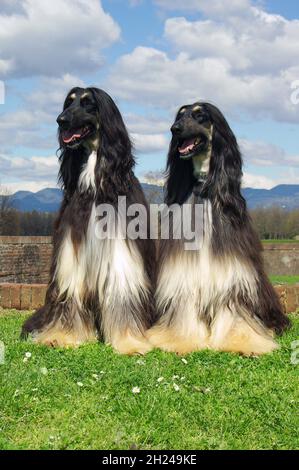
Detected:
left=56, top=112, right=69, bottom=128
left=171, top=123, right=182, bottom=135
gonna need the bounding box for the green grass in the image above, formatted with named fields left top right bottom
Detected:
left=270, top=275, right=299, bottom=285
left=0, top=310, right=298, bottom=450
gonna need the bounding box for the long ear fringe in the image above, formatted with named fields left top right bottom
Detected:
left=202, top=126, right=246, bottom=225
left=88, top=88, right=135, bottom=204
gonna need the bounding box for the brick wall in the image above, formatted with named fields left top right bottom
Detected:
left=0, top=282, right=298, bottom=313
left=0, top=283, right=47, bottom=310
left=0, top=236, right=52, bottom=284
left=0, top=237, right=298, bottom=285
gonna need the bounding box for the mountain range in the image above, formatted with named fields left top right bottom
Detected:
left=4, top=184, right=299, bottom=212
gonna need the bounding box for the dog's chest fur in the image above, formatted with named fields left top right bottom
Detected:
left=157, top=194, right=258, bottom=320
left=54, top=151, right=148, bottom=307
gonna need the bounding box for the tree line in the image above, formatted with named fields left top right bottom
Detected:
left=250, top=207, right=299, bottom=240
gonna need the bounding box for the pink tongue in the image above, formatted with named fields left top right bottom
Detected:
left=62, top=128, right=84, bottom=143
left=178, top=138, right=196, bottom=154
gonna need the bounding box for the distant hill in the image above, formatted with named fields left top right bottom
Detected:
left=4, top=184, right=299, bottom=212
left=243, top=185, right=299, bottom=210
left=9, top=188, right=63, bottom=212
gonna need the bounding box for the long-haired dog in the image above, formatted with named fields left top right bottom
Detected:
left=21, top=87, right=155, bottom=354
left=147, top=102, right=290, bottom=355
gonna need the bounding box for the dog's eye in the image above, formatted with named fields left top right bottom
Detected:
left=81, top=96, right=93, bottom=107
left=64, top=98, right=73, bottom=109
left=193, top=111, right=208, bottom=123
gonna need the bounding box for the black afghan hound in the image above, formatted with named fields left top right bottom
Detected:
left=21, top=87, right=155, bottom=354
left=147, top=102, right=290, bottom=355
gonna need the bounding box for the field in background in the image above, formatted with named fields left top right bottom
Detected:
left=0, top=310, right=298, bottom=450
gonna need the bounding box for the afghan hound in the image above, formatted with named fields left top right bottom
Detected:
left=147, top=102, right=290, bottom=355
left=21, top=87, right=155, bottom=354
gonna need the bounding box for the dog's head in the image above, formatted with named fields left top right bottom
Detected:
left=171, top=103, right=213, bottom=160
left=166, top=102, right=243, bottom=208
left=57, top=87, right=100, bottom=150
left=57, top=87, right=134, bottom=200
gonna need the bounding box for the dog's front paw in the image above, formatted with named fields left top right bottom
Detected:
left=111, top=331, right=153, bottom=355
left=146, top=325, right=207, bottom=355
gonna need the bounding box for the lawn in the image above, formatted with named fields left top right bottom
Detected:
left=270, top=275, right=299, bottom=285
left=0, top=310, right=298, bottom=450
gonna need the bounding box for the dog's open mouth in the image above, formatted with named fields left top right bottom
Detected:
left=61, top=126, right=92, bottom=145
left=178, top=136, right=207, bottom=159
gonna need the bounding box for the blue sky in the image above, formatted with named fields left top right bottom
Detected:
left=0, top=0, right=298, bottom=192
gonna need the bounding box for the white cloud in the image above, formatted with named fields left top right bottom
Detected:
left=0, top=0, right=25, bottom=15
left=125, top=113, right=169, bottom=134
left=242, top=171, right=299, bottom=189
left=154, top=0, right=251, bottom=15
left=0, top=153, right=58, bottom=185
left=0, top=0, right=120, bottom=78
left=240, top=139, right=299, bottom=168
left=107, top=1, right=299, bottom=123
left=131, top=132, right=168, bottom=153
left=164, top=13, right=299, bottom=75
left=242, top=172, right=276, bottom=189
left=126, top=112, right=169, bottom=153
left=0, top=74, right=84, bottom=150
left=25, top=74, right=86, bottom=115
left=0, top=110, right=54, bottom=151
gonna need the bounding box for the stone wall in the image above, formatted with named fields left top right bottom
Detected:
left=0, top=236, right=52, bottom=284
left=0, top=237, right=298, bottom=285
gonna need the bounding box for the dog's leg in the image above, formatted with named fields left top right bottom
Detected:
left=147, top=248, right=210, bottom=354
left=100, top=238, right=153, bottom=355
left=147, top=301, right=209, bottom=355
left=110, top=329, right=152, bottom=356
left=22, top=299, right=97, bottom=348
left=22, top=230, right=97, bottom=348
left=209, top=307, right=278, bottom=356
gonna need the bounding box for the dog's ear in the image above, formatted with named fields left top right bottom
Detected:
left=202, top=107, right=246, bottom=222
left=88, top=88, right=135, bottom=203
